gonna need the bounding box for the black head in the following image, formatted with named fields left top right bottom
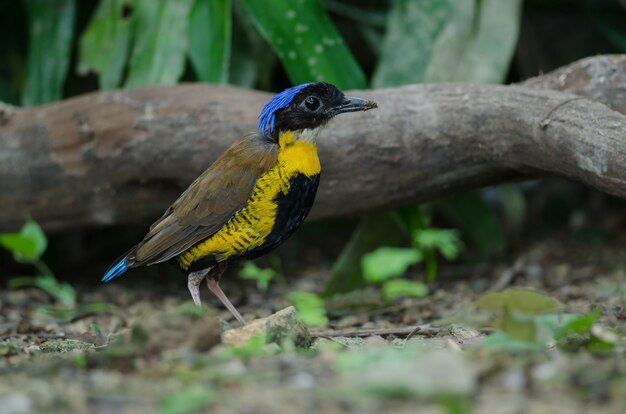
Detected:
left=258, top=82, right=377, bottom=141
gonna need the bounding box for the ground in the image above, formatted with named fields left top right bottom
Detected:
left=1, top=225, right=625, bottom=414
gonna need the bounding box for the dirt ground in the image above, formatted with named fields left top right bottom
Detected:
left=1, top=220, right=625, bottom=414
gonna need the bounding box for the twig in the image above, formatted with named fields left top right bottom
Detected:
left=540, top=97, right=586, bottom=129
left=488, top=257, right=526, bottom=292
left=0, top=333, right=67, bottom=341
left=310, top=324, right=439, bottom=338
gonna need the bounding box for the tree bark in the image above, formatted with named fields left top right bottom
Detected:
left=2, top=55, right=626, bottom=232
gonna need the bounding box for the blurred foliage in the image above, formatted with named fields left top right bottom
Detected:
left=287, top=291, right=328, bottom=327
left=452, top=289, right=619, bottom=352
left=238, top=260, right=277, bottom=291
left=373, top=0, right=522, bottom=86
left=326, top=213, right=407, bottom=295
left=381, top=279, right=428, bottom=302
left=125, top=0, right=194, bottom=87
left=362, top=247, right=422, bottom=283
left=78, top=0, right=134, bottom=89
left=188, top=0, right=231, bottom=83
left=2, top=0, right=623, bottom=103
left=240, top=0, right=366, bottom=89
left=0, top=219, right=47, bottom=263
left=1, top=219, right=116, bottom=323
left=335, top=345, right=475, bottom=408
left=327, top=205, right=462, bottom=294
left=361, top=246, right=429, bottom=301
left=21, top=0, right=75, bottom=105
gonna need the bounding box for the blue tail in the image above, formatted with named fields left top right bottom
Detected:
left=101, top=258, right=129, bottom=282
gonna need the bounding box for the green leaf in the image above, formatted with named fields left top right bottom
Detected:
left=125, top=0, right=194, bottom=87
left=373, top=0, right=522, bottom=86
left=0, top=219, right=47, bottom=262
left=413, top=228, right=462, bottom=260
left=239, top=0, right=366, bottom=89
left=475, top=289, right=558, bottom=315
left=10, top=274, right=75, bottom=307
left=0, top=235, right=37, bottom=261
left=287, top=291, right=327, bottom=327
left=37, top=276, right=76, bottom=307
left=20, top=219, right=48, bottom=259
left=499, top=312, right=537, bottom=342
left=480, top=331, right=544, bottom=352
left=362, top=247, right=422, bottom=283
left=228, top=1, right=274, bottom=88
left=425, top=0, right=522, bottom=83
left=78, top=0, right=134, bottom=89
left=90, top=322, right=103, bottom=336
left=382, top=279, right=428, bottom=301
left=373, top=0, right=456, bottom=87
left=188, top=0, right=231, bottom=83
left=555, top=310, right=601, bottom=339
left=218, top=334, right=269, bottom=359
left=546, top=310, right=618, bottom=352
left=238, top=261, right=276, bottom=291
left=21, top=0, right=75, bottom=105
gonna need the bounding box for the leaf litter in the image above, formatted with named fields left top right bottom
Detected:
left=1, top=233, right=625, bottom=413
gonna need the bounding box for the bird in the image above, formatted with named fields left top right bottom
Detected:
left=101, top=82, right=377, bottom=325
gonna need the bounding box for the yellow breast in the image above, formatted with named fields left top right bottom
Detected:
left=177, top=131, right=320, bottom=269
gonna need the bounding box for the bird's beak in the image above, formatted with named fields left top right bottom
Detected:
left=329, top=96, right=378, bottom=116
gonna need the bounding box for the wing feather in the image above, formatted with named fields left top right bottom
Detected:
left=128, top=133, right=278, bottom=266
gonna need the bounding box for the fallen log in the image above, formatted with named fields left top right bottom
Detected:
left=2, top=55, right=626, bottom=232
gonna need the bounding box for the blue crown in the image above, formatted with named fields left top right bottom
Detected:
left=258, top=83, right=313, bottom=136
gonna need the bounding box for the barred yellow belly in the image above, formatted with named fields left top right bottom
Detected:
left=177, top=133, right=321, bottom=271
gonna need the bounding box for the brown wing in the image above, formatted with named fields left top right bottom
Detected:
left=127, top=133, right=278, bottom=266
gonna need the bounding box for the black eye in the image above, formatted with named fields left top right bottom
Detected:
left=304, top=96, right=321, bottom=111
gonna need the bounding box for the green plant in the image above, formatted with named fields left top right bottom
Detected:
left=238, top=261, right=277, bottom=292
left=287, top=291, right=327, bottom=327
left=361, top=247, right=428, bottom=302
left=472, top=289, right=617, bottom=352
left=10, top=274, right=76, bottom=308
left=404, top=207, right=462, bottom=283
left=359, top=207, right=461, bottom=291
left=0, top=218, right=49, bottom=271
left=2, top=219, right=116, bottom=322
left=1, top=220, right=74, bottom=306
left=8, top=0, right=372, bottom=107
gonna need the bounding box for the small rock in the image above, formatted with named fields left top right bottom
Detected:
left=438, top=324, right=482, bottom=341
left=444, top=338, right=462, bottom=352
left=39, top=339, right=94, bottom=353
left=221, top=306, right=310, bottom=347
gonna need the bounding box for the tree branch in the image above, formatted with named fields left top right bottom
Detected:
left=3, top=55, right=626, bottom=232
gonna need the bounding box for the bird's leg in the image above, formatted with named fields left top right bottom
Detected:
left=206, top=278, right=247, bottom=326
left=187, top=269, right=208, bottom=307
left=207, top=263, right=247, bottom=326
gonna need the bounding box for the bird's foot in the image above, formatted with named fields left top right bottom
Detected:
left=206, top=278, right=247, bottom=326
left=187, top=271, right=206, bottom=307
